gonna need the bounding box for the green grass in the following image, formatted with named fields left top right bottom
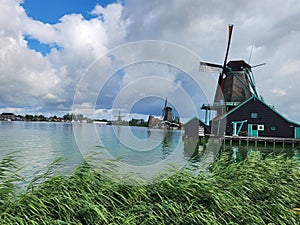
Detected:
left=0, top=152, right=300, bottom=224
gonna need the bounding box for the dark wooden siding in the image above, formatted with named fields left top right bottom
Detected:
left=184, top=118, right=199, bottom=137
left=224, top=98, right=298, bottom=138
left=184, top=118, right=210, bottom=137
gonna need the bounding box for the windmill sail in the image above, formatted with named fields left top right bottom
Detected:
left=214, top=24, right=234, bottom=103
left=199, top=62, right=223, bottom=73
left=222, top=24, right=234, bottom=72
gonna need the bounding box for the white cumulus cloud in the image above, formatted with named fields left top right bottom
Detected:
left=0, top=0, right=300, bottom=123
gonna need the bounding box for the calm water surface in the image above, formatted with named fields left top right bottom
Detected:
left=0, top=121, right=189, bottom=183
left=0, top=122, right=83, bottom=180
left=1, top=121, right=299, bottom=184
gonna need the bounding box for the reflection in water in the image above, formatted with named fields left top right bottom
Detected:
left=183, top=138, right=224, bottom=171
left=231, top=146, right=248, bottom=163
left=96, top=126, right=184, bottom=166
left=223, top=143, right=300, bottom=163
left=161, top=130, right=173, bottom=159
left=183, top=139, right=198, bottom=158
left=183, top=138, right=300, bottom=166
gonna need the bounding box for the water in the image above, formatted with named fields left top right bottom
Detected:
left=1, top=121, right=299, bottom=185
left=222, top=142, right=300, bottom=163
left=0, top=121, right=191, bottom=183
left=0, top=121, right=83, bottom=181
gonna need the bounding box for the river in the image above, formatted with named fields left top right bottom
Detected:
left=1, top=121, right=299, bottom=185
left=0, top=121, right=191, bottom=183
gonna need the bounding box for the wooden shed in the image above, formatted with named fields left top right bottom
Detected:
left=184, top=117, right=210, bottom=138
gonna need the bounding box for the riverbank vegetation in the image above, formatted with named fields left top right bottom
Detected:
left=1, top=152, right=300, bottom=224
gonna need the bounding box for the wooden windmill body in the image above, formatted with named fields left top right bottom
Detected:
left=200, top=25, right=263, bottom=119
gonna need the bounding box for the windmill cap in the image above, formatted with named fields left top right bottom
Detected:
left=227, top=60, right=251, bottom=71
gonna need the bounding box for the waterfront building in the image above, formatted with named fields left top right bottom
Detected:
left=0, top=113, right=15, bottom=121
left=194, top=25, right=300, bottom=139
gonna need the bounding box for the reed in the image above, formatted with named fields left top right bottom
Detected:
left=0, top=152, right=299, bottom=224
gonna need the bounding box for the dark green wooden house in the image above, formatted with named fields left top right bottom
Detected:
left=210, top=96, right=300, bottom=138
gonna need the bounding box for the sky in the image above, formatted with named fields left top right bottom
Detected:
left=1, top=0, right=300, bottom=123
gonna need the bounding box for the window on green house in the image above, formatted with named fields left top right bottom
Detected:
left=251, top=113, right=258, bottom=119
left=271, top=126, right=276, bottom=131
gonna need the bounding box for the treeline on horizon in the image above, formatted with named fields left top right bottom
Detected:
left=0, top=112, right=148, bottom=126
left=0, top=113, right=93, bottom=122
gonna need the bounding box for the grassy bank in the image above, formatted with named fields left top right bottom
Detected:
left=1, top=152, right=300, bottom=224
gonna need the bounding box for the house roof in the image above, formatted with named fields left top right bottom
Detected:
left=184, top=116, right=209, bottom=127
left=1, top=113, right=15, bottom=116
left=217, top=96, right=300, bottom=126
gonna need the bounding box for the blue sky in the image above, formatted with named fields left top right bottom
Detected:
left=22, top=0, right=118, bottom=23
left=22, top=0, right=120, bottom=56
left=1, top=0, right=300, bottom=122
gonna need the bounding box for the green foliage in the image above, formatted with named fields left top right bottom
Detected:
left=0, top=152, right=299, bottom=224
left=0, top=153, right=23, bottom=200
left=129, top=118, right=148, bottom=127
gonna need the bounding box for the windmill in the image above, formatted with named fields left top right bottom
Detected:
left=147, top=97, right=181, bottom=129
left=161, top=97, right=167, bottom=119
left=114, top=110, right=125, bottom=123
left=200, top=24, right=265, bottom=117
left=161, top=98, right=173, bottom=122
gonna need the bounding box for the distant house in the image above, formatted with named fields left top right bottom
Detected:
left=184, top=117, right=210, bottom=138
left=0, top=113, right=16, bottom=121
left=210, top=96, right=300, bottom=139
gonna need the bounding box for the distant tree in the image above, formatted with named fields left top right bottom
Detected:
left=25, top=114, right=34, bottom=121
left=76, top=114, right=84, bottom=121
left=129, top=118, right=147, bottom=127
left=70, top=113, right=76, bottom=121
left=38, top=114, right=46, bottom=121
left=63, top=113, right=72, bottom=121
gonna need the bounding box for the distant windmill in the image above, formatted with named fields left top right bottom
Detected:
left=161, top=97, right=167, bottom=119
left=161, top=98, right=173, bottom=122
left=200, top=24, right=265, bottom=116
left=114, top=110, right=125, bottom=123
